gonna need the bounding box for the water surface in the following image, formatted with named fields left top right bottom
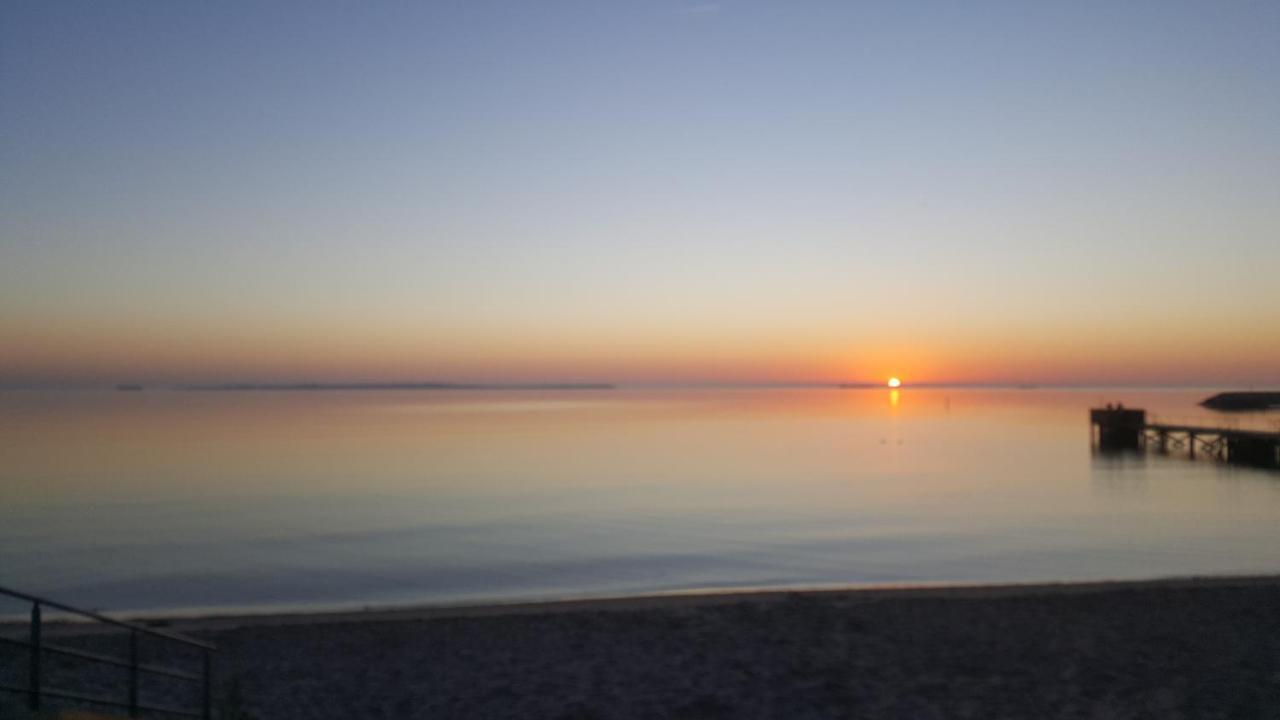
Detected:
left=2, top=387, right=1278, bottom=615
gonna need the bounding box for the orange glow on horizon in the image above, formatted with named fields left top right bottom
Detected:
left=3, top=312, right=1280, bottom=387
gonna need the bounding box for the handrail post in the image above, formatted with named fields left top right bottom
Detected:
left=29, top=602, right=41, bottom=712
left=202, top=648, right=213, bottom=720
left=129, top=629, right=140, bottom=717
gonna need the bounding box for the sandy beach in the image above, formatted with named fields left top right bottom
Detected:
left=12, top=575, right=1270, bottom=719
left=5, top=575, right=1279, bottom=718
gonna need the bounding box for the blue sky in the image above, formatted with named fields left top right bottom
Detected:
left=2, top=1, right=1278, bottom=385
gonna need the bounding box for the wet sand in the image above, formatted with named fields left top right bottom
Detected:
left=154, top=575, right=1280, bottom=719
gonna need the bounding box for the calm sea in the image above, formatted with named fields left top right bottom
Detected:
left=2, top=387, right=1278, bottom=616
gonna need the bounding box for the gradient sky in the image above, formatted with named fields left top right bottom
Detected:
left=2, top=1, right=1278, bottom=386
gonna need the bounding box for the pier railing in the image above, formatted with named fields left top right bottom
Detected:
left=0, top=585, right=215, bottom=718
left=1145, top=413, right=1280, bottom=434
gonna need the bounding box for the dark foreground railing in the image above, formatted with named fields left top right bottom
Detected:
left=0, top=585, right=215, bottom=718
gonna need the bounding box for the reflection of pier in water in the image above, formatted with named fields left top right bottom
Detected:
left=1090, top=407, right=1280, bottom=469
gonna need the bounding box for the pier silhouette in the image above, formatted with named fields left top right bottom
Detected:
left=1091, top=406, right=1280, bottom=469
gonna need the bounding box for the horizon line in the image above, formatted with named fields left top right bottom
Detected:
left=3, top=380, right=1279, bottom=392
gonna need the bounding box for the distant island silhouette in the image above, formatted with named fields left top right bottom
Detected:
left=1201, top=392, right=1280, bottom=411
left=178, top=382, right=615, bottom=391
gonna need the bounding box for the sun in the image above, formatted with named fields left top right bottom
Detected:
left=887, top=377, right=902, bottom=388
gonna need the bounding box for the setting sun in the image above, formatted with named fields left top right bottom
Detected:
left=887, top=377, right=902, bottom=388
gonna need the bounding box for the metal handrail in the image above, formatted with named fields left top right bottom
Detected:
left=0, top=585, right=215, bottom=650
left=0, top=584, right=215, bottom=718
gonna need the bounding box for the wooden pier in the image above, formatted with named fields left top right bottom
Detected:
left=1090, top=407, right=1280, bottom=469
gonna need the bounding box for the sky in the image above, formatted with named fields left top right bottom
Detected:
left=2, top=1, right=1278, bottom=387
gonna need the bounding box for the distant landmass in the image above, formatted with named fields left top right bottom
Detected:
left=1200, top=392, right=1280, bottom=411
left=179, top=382, right=616, bottom=391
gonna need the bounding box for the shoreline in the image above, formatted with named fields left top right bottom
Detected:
left=138, top=572, right=1280, bottom=633
left=12, top=573, right=1280, bottom=718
